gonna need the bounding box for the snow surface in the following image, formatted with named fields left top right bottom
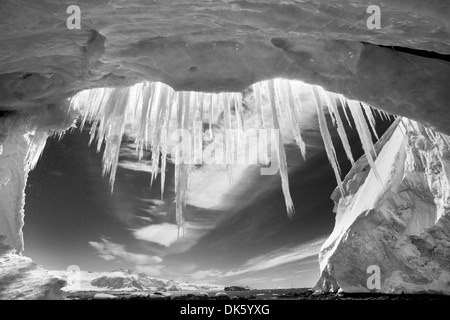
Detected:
left=0, top=237, right=65, bottom=299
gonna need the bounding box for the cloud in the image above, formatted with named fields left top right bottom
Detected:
left=118, top=160, right=157, bottom=173
left=223, top=237, right=325, bottom=277
left=136, top=265, right=163, bottom=276
left=98, top=254, right=115, bottom=261
left=181, top=237, right=325, bottom=284
left=135, top=216, right=154, bottom=223
left=189, top=269, right=223, bottom=280
left=132, top=223, right=179, bottom=247
left=187, top=164, right=249, bottom=210
left=294, top=268, right=317, bottom=274
left=138, top=198, right=165, bottom=206
left=138, top=207, right=167, bottom=216
left=88, top=238, right=162, bottom=265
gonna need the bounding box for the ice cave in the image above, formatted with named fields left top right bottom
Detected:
left=0, top=0, right=449, bottom=300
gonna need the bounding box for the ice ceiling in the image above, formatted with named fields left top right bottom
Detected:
left=0, top=0, right=449, bottom=133
left=0, top=0, right=450, bottom=251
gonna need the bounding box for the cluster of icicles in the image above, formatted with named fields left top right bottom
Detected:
left=70, top=79, right=393, bottom=234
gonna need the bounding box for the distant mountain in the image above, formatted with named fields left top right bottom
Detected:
left=225, top=285, right=251, bottom=291
left=49, top=268, right=224, bottom=292
left=90, top=269, right=166, bottom=291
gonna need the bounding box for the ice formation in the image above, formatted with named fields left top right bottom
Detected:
left=0, top=104, right=79, bottom=252
left=71, top=79, right=387, bottom=231
left=311, top=86, right=344, bottom=196
left=315, top=118, right=450, bottom=294
left=267, top=80, right=295, bottom=218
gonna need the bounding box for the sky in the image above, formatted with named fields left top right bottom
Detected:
left=23, top=103, right=392, bottom=289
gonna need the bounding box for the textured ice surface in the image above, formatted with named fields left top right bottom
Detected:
left=0, top=1, right=449, bottom=135
left=0, top=104, right=79, bottom=252
left=315, top=119, right=450, bottom=294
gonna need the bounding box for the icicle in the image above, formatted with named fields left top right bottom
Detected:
left=252, top=82, right=270, bottom=165
left=252, top=82, right=265, bottom=129
left=206, top=93, right=214, bottom=139
left=361, top=103, right=380, bottom=140
left=160, top=92, right=176, bottom=200
left=128, top=83, right=144, bottom=133
left=374, top=107, right=386, bottom=121
left=223, top=93, right=234, bottom=183
left=286, top=81, right=306, bottom=161
left=193, top=92, right=203, bottom=165
left=150, top=85, right=170, bottom=187
left=326, top=104, right=337, bottom=126
left=73, top=78, right=395, bottom=238
left=381, top=110, right=392, bottom=121
left=100, top=87, right=130, bottom=192
left=25, top=131, right=49, bottom=171
left=289, top=80, right=305, bottom=115
left=273, top=80, right=286, bottom=128
left=88, top=119, right=99, bottom=146
left=347, top=100, right=381, bottom=181
left=233, top=92, right=245, bottom=131
left=199, top=92, right=205, bottom=124
left=211, top=93, right=217, bottom=123
left=135, top=82, right=154, bottom=160
left=289, top=81, right=309, bottom=143
left=80, top=88, right=111, bottom=130
left=322, top=91, right=355, bottom=165
left=174, top=91, right=191, bottom=234
left=268, top=80, right=295, bottom=217
left=311, top=86, right=344, bottom=196
left=337, top=94, right=353, bottom=128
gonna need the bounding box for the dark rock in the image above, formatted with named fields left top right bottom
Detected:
left=224, top=286, right=250, bottom=292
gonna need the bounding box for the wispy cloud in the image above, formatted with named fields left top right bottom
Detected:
left=224, top=237, right=325, bottom=277
left=186, top=237, right=325, bottom=284
left=190, top=269, right=223, bottom=280
left=88, top=238, right=162, bottom=265
left=118, top=160, right=157, bottom=173
left=135, top=265, right=163, bottom=276
left=132, top=223, right=179, bottom=247
left=135, top=216, right=154, bottom=223
left=187, top=164, right=250, bottom=210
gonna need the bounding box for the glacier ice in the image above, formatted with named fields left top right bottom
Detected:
left=70, top=78, right=392, bottom=231
left=0, top=104, right=79, bottom=252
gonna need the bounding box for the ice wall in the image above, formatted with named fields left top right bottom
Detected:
left=315, top=119, right=450, bottom=294
left=0, top=104, right=78, bottom=252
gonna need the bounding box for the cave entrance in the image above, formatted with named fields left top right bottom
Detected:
left=14, top=78, right=395, bottom=289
